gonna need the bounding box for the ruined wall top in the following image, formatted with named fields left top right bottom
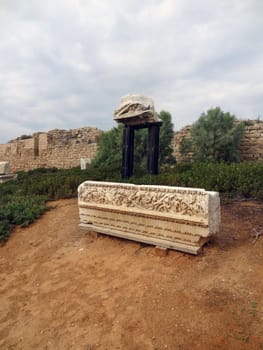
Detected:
left=113, top=94, right=160, bottom=126
left=0, top=127, right=101, bottom=172
left=8, top=127, right=101, bottom=144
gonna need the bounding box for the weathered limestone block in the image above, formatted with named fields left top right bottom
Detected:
left=78, top=181, right=221, bottom=254
left=0, top=161, right=10, bottom=175
left=0, top=144, right=9, bottom=156
left=113, top=94, right=161, bottom=125
left=80, top=158, right=91, bottom=170
left=0, top=161, right=17, bottom=183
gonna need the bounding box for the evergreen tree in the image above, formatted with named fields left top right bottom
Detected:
left=159, top=110, right=176, bottom=165
left=92, top=124, right=123, bottom=167
left=191, top=107, right=245, bottom=162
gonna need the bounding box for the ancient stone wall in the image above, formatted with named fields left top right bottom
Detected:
left=0, top=120, right=262, bottom=172
left=172, top=125, right=193, bottom=163
left=0, top=127, right=101, bottom=173
left=172, top=120, right=263, bottom=162
left=239, top=120, right=263, bottom=161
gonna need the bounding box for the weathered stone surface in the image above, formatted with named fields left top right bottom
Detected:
left=0, top=127, right=101, bottom=172
left=80, top=158, right=91, bottom=170
left=0, top=119, right=262, bottom=172
left=113, top=94, right=160, bottom=125
left=78, top=181, right=221, bottom=255
left=0, top=161, right=10, bottom=175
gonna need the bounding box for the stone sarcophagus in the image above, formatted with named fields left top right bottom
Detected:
left=78, top=181, right=220, bottom=255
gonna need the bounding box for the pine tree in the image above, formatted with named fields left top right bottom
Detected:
left=191, top=107, right=245, bottom=162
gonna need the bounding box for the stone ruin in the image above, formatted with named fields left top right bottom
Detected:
left=114, top=94, right=162, bottom=178
left=80, top=158, right=92, bottom=170
left=0, top=120, right=262, bottom=173
left=0, top=161, right=17, bottom=184
left=113, top=94, right=161, bottom=126
left=78, top=181, right=221, bottom=255
left=78, top=94, right=221, bottom=255
left=0, top=127, right=101, bottom=173
left=0, top=161, right=10, bottom=175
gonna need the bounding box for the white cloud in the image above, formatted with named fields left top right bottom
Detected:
left=0, top=121, right=35, bottom=142
left=0, top=0, right=262, bottom=142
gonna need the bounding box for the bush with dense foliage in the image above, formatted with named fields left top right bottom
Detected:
left=1, top=161, right=262, bottom=242
left=0, top=166, right=121, bottom=242
left=129, top=162, right=263, bottom=200
left=189, top=107, right=245, bottom=162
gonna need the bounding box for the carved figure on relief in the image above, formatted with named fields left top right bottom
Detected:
left=79, top=184, right=206, bottom=218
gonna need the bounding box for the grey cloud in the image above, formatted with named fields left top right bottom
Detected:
left=0, top=0, right=262, bottom=142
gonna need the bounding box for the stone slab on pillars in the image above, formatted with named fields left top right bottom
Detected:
left=78, top=181, right=221, bottom=255
left=114, top=95, right=162, bottom=178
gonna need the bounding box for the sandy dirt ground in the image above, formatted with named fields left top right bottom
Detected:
left=0, top=198, right=263, bottom=350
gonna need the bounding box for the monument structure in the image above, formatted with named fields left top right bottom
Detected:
left=113, top=94, right=162, bottom=178
left=78, top=95, right=221, bottom=254
left=78, top=181, right=220, bottom=254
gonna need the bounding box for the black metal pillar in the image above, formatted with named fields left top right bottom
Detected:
left=122, top=125, right=135, bottom=179
left=147, top=123, right=161, bottom=175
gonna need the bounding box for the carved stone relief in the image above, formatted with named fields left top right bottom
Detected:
left=78, top=182, right=208, bottom=218
left=78, top=181, right=221, bottom=254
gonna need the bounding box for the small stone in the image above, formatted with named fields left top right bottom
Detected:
left=155, top=246, right=168, bottom=257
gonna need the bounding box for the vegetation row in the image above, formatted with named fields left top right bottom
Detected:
left=1, top=161, right=263, bottom=242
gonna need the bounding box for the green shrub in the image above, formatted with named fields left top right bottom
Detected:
left=191, top=107, right=245, bottom=162
left=0, top=165, right=122, bottom=242
left=0, top=196, right=47, bottom=241
left=0, top=220, right=12, bottom=242
left=128, top=162, right=263, bottom=200
left=1, top=161, right=262, bottom=242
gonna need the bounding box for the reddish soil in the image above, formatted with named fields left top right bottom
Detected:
left=0, top=199, right=263, bottom=350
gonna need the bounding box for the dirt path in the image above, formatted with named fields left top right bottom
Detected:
left=0, top=199, right=263, bottom=350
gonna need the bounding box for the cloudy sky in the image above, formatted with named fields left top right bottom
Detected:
left=0, top=0, right=262, bottom=143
